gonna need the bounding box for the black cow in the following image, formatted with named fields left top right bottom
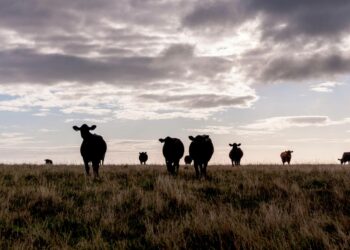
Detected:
left=184, top=155, right=192, bottom=165
left=280, top=150, right=293, bottom=165
left=189, top=135, right=214, bottom=178
left=73, top=124, right=107, bottom=178
left=45, top=159, right=53, bottom=165
left=159, top=137, right=184, bottom=175
left=229, top=143, right=243, bottom=166
left=338, top=152, right=350, bottom=164
left=139, top=152, right=148, bottom=165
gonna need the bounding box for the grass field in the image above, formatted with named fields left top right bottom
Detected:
left=0, top=164, right=349, bottom=249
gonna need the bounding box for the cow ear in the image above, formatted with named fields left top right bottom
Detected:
left=189, top=136, right=194, bottom=141
left=73, top=126, right=80, bottom=131
left=237, top=143, right=241, bottom=146
left=291, top=151, right=294, bottom=153
left=229, top=144, right=233, bottom=146
left=159, top=138, right=165, bottom=143
left=90, top=125, right=97, bottom=130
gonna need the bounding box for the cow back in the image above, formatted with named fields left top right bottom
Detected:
left=189, top=139, right=214, bottom=164
left=162, top=138, right=184, bottom=161
left=81, top=135, right=107, bottom=162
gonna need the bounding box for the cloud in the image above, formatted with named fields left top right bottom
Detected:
left=0, top=79, right=257, bottom=120
left=185, top=125, right=234, bottom=135
left=183, top=1, right=350, bottom=83
left=183, top=0, right=350, bottom=40
left=310, top=81, right=343, bottom=92
left=240, top=116, right=350, bottom=133
left=252, top=53, right=350, bottom=82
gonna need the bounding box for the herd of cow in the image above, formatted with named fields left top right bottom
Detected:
left=50, top=124, right=349, bottom=178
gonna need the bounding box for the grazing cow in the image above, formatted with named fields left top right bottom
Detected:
left=139, top=152, right=148, bottom=165
left=338, top=152, right=350, bottom=164
left=184, top=155, right=192, bottom=165
left=45, top=159, right=53, bottom=165
left=73, top=124, right=107, bottom=178
left=189, top=135, right=214, bottom=178
left=229, top=143, right=243, bottom=166
left=280, top=150, right=293, bottom=165
left=159, top=137, right=184, bottom=175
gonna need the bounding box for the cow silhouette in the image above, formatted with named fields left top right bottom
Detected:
left=184, top=155, right=192, bottom=165
left=45, top=159, right=53, bottom=165
left=280, top=150, right=293, bottom=165
left=338, top=152, right=350, bottom=164
left=229, top=143, right=243, bottom=166
left=159, top=137, right=184, bottom=175
left=189, top=135, right=214, bottom=178
left=139, top=152, right=148, bottom=165
left=73, top=124, right=107, bottom=178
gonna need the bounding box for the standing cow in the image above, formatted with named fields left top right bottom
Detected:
left=189, top=135, right=214, bottom=178
left=338, top=152, right=350, bottom=164
left=184, top=155, right=192, bottom=165
left=280, top=150, right=293, bottom=165
left=139, top=152, right=148, bottom=165
left=45, top=159, right=53, bottom=165
left=159, top=137, right=184, bottom=175
left=229, top=143, right=243, bottom=166
left=73, top=124, right=107, bottom=178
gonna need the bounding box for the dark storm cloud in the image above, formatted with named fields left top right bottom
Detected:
left=0, top=45, right=231, bottom=85
left=253, top=53, right=350, bottom=82
left=183, top=0, right=350, bottom=40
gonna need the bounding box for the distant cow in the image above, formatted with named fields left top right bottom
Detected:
left=338, top=152, right=350, bottom=164
left=189, top=135, right=214, bottom=178
left=280, top=150, right=293, bottom=165
left=229, top=143, right=243, bottom=166
left=73, top=124, right=107, bottom=178
left=184, top=155, right=192, bottom=165
left=45, top=159, right=53, bottom=165
left=139, top=152, right=148, bottom=165
left=159, top=137, right=184, bottom=175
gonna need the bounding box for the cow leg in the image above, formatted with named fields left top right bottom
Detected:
left=193, top=162, right=200, bottom=178
left=174, top=160, right=180, bottom=175
left=92, top=161, right=99, bottom=178
left=166, top=160, right=174, bottom=174
left=84, top=160, right=90, bottom=176
left=202, top=163, right=207, bottom=179
left=231, top=160, right=234, bottom=166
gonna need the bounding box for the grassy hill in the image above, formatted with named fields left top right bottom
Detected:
left=0, top=164, right=349, bottom=249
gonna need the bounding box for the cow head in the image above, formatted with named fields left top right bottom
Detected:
left=338, top=158, right=344, bottom=164
left=189, top=135, right=210, bottom=142
left=73, top=124, right=96, bottom=139
left=285, top=150, right=293, bottom=155
left=229, top=143, right=241, bottom=148
left=159, top=137, right=171, bottom=143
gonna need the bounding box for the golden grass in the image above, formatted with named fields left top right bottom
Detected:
left=0, top=164, right=349, bottom=249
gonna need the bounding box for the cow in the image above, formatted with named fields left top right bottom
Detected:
left=73, top=124, right=107, bottom=178
left=139, top=152, right=148, bottom=165
left=189, top=135, right=214, bottom=178
left=159, top=137, right=184, bottom=175
left=229, top=143, right=243, bottom=166
left=184, top=155, right=192, bottom=165
left=280, top=150, right=293, bottom=165
left=45, top=159, right=53, bottom=165
left=338, top=152, right=350, bottom=164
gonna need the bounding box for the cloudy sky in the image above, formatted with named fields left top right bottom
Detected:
left=1, top=0, right=350, bottom=164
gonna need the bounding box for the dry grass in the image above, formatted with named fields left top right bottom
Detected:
left=0, top=164, right=349, bottom=249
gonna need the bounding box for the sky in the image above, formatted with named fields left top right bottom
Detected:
left=0, top=0, right=350, bottom=164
